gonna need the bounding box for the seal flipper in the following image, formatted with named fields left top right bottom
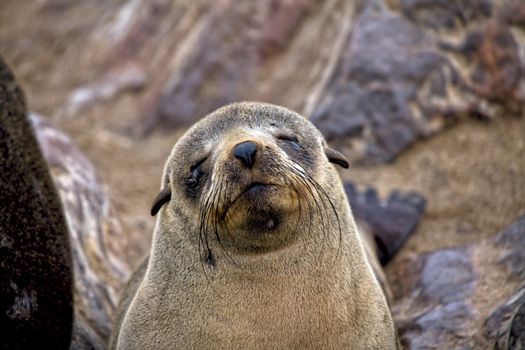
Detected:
left=344, top=182, right=426, bottom=265
left=151, top=186, right=172, bottom=216
left=324, top=147, right=349, bottom=169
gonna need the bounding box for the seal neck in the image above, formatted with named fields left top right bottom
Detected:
left=147, top=205, right=368, bottom=285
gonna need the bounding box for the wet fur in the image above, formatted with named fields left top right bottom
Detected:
left=110, top=102, right=398, bottom=349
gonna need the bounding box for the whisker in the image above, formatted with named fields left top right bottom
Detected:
left=212, top=174, right=238, bottom=266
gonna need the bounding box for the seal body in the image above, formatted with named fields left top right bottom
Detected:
left=0, top=54, right=73, bottom=349
left=110, top=102, right=398, bottom=349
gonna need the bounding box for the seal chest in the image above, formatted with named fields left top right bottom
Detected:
left=110, top=102, right=399, bottom=349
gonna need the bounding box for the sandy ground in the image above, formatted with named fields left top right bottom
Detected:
left=1, top=0, right=525, bottom=273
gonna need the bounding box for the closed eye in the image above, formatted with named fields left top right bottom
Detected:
left=188, top=156, right=208, bottom=184
left=190, top=156, right=208, bottom=173
left=275, top=132, right=301, bottom=153
left=275, top=132, right=299, bottom=143
left=185, top=155, right=209, bottom=199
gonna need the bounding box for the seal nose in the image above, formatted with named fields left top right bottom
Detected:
left=234, top=141, right=257, bottom=168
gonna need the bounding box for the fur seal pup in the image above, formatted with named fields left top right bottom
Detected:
left=110, top=102, right=398, bottom=349
left=0, top=54, right=73, bottom=348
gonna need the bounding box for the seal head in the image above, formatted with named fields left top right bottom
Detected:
left=151, top=102, right=349, bottom=256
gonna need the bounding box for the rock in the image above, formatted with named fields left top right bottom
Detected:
left=311, top=0, right=520, bottom=163
left=25, top=0, right=521, bottom=164
left=393, top=215, right=525, bottom=349
left=31, top=114, right=132, bottom=349
left=40, top=0, right=358, bottom=134
left=486, top=288, right=525, bottom=350
left=123, top=0, right=522, bottom=162
left=500, top=0, right=525, bottom=27
left=492, top=213, right=525, bottom=280
left=133, top=0, right=354, bottom=133
left=0, top=54, right=73, bottom=349
left=506, top=297, right=525, bottom=349
left=399, top=0, right=492, bottom=30
left=63, top=63, right=146, bottom=117
left=442, top=21, right=523, bottom=114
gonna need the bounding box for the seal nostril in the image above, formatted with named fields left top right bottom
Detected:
left=234, top=141, right=257, bottom=168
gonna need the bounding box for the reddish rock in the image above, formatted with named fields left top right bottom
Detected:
left=501, top=0, right=525, bottom=26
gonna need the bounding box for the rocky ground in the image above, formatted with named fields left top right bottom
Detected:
left=1, top=0, right=524, bottom=348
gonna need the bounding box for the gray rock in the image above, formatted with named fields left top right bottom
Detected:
left=486, top=288, right=525, bottom=350
left=394, top=215, right=525, bottom=349
left=312, top=0, right=523, bottom=163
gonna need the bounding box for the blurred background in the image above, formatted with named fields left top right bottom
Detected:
left=1, top=0, right=524, bottom=348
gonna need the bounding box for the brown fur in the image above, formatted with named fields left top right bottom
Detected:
left=110, top=102, right=398, bottom=349
left=0, top=54, right=73, bottom=348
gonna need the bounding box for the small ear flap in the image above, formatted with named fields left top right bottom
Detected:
left=150, top=186, right=172, bottom=216
left=325, top=147, right=349, bottom=169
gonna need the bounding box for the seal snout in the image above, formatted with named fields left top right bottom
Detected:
left=233, top=141, right=257, bottom=168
